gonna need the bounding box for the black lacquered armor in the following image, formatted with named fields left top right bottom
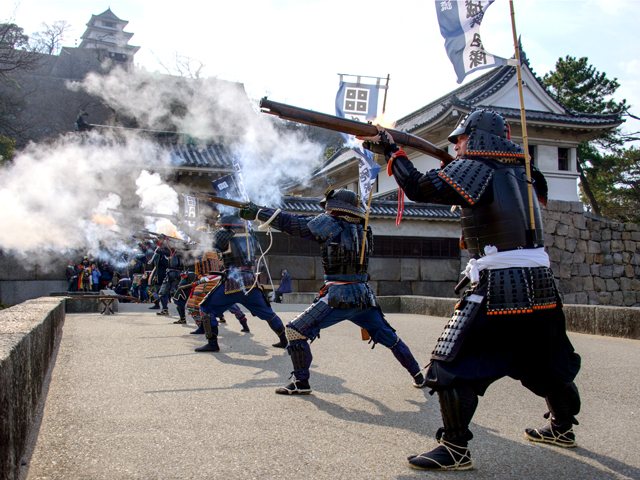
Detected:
left=459, top=161, right=544, bottom=256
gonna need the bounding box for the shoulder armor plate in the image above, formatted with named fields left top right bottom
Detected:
left=307, top=213, right=343, bottom=241
left=438, top=159, right=494, bottom=205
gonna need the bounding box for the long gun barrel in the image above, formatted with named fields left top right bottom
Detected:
left=259, top=97, right=455, bottom=165
left=195, top=193, right=246, bottom=209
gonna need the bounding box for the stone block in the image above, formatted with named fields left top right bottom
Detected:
left=600, top=265, right=613, bottom=279
left=546, top=219, right=558, bottom=234
left=556, top=223, right=569, bottom=236
left=558, top=263, right=572, bottom=279
left=377, top=281, right=412, bottom=296
left=595, top=306, right=640, bottom=338
left=400, top=258, right=420, bottom=281
left=574, top=291, right=589, bottom=304
left=369, top=258, right=401, bottom=281
left=376, top=296, right=401, bottom=313
left=582, top=276, right=594, bottom=291
left=611, top=240, right=624, bottom=252
left=587, top=241, right=601, bottom=254
left=411, top=281, right=457, bottom=298
left=565, top=238, right=577, bottom=253
left=605, top=279, right=620, bottom=291
left=419, top=259, right=459, bottom=282
left=598, top=292, right=612, bottom=304
left=563, top=304, right=596, bottom=335
left=572, top=215, right=586, bottom=229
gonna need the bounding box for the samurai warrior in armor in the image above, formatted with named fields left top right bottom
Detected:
left=195, top=214, right=287, bottom=352
left=361, top=109, right=581, bottom=471
left=172, top=270, right=198, bottom=324
left=156, top=245, right=184, bottom=317
left=240, top=188, right=427, bottom=395
left=147, top=240, right=169, bottom=310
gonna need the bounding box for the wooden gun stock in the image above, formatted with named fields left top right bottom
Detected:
left=259, top=97, right=454, bottom=165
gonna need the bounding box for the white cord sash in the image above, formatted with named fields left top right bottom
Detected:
left=463, top=246, right=550, bottom=284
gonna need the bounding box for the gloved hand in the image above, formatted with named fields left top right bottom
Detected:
left=357, top=128, right=399, bottom=159
left=239, top=201, right=260, bottom=220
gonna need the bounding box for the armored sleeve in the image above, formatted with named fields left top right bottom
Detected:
left=212, top=228, right=234, bottom=251
left=390, top=155, right=463, bottom=205
left=256, top=208, right=315, bottom=240
left=307, top=214, right=343, bottom=242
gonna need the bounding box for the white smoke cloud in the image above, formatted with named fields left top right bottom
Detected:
left=0, top=131, right=174, bottom=268
left=74, top=66, right=324, bottom=206
left=1, top=65, right=324, bottom=270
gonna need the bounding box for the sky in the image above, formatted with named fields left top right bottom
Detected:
left=2, top=0, right=640, bottom=135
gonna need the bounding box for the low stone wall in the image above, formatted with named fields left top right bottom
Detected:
left=0, top=297, right=65, bottom=480
left=383, top=295, right=640, bottom=340
left=283, top=294, right=640, bottom=340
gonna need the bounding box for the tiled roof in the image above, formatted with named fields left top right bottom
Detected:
left=396, top=60, right=622, bottom=132
left=168, top=144, right=236, bottom=170
left=280, top=195, right=459, bottom=221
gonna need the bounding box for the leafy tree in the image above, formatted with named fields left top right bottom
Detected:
left=0, top=133, right=15, bottom=166
left=0, top=23, right=39, bottom=81
left=579, top=145, right=640, bottom=222
left=30, top=21, right=70, bottom=55
left=543, top=56, right=640, bottom=220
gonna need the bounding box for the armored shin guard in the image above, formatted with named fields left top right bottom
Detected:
left=390, top=338, right=421, bottom=377
left=203, top=318, right=218, bottom=341
left=287, top=339, right=312, bottom=382
left=195, top=324, right=219, bottom=352
left=545, top=382, right=581, bottom=427
left=408, top=386, right=477, bottom=471
left=438, top=386, right=478, bottom=446
left=525, top=383, right=580, bottom=448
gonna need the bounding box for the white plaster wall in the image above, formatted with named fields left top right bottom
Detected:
left=370, top=218, right=460, bottom=237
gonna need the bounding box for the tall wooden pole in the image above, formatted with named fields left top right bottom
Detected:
left=509, top=0, right=536, bottom=236
left=359, top=74, right=390, bottom=265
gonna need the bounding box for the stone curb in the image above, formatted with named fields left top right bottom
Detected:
left=0, top=297, right=65, bottom=480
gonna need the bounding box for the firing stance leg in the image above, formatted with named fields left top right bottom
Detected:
left=197, top=286, right=286, bottom=352
left=275, top=299, right=425, bottom=395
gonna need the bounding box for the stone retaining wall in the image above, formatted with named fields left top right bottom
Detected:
left=0, top=297, right=65, bottom=480
left=544, top=200, right=640, bottom=307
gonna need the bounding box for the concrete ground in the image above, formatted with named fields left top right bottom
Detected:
left=22, top=302, right=640, bottom=480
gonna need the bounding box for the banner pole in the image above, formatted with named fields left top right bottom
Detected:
left=509, top=0, right=536, bottom=235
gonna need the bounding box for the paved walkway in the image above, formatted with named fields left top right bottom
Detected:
left=23, top=303, right=640, bottom=479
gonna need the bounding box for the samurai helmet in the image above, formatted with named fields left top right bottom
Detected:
left=448, top=109, right=524, bottom=159
left=320, top=188, right=365, bottom=219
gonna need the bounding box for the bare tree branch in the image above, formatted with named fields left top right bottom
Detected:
left=30, top=21, right=71, bottom=55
